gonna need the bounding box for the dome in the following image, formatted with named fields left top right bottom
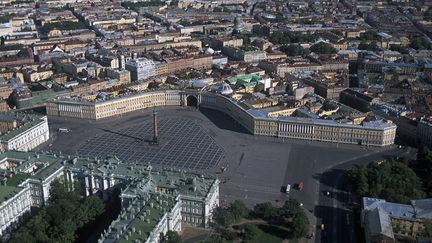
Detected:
left=211, top=83, right=233, bottom=95
left=220, top=83, right=233, bottom=95
left=204, top=47, right=215, bottom=55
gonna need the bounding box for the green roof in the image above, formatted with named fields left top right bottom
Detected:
left=226, top=74, right=261, bottom=85
left=0, top=117, right=45, bottom=141
left=0, top=185, right=21, bottom=204
left=33, top=160, right=63, bottom=180
left=0, top=151, right=218, bottom=243
left=16, top=90, right=56, bottom=109
left=5, top=173, right=29, bottom=187
left=119, top=194, right=176, bottom=242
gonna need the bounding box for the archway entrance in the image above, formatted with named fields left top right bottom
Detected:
left=186, top=95, right=198, bottom=107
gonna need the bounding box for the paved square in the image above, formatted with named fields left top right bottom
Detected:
left=77, top=118, right=224, bottom=170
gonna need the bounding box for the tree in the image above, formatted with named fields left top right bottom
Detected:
left=422, top=221, right=432, bottom=239
left=270, top=31, right=317, bottom=45
left=219, top=229, right=236, bottom=240
left=0, top=15, right=10, bottom=24
left=203, top=235, right=230, bottom=243
left=425, top=7, right=432, bottom=21
left=410, top=37, right=431, bottom=50
left=41, top=21, right=87, bottom=33
left=289, top=210, right=309, bottom=239
left=10, top=180, right=105, bottom=243
left=234, top=33, right=252, bottom=45
left=331, top=30, right=343, bottom=36
left=213, top=200, right=248, bottom=227
left=0, top=44, right=23, bottom=51
left=122, top=1, right=164, bottom=10
left=410, top=147, right=432, bottom=196
left=359, top=30, right=378, bottom=41
left=358, top=41, right=380, bottom=52
left=389, top=44, right=409, bottom=54
left=253, top=202, right=279, bottom=220
left=213, top=7, right=222, bottom=12
left=230, top=200, right=248, bottom=220
left=162, top=230, right=182, bottom=243
left=349, top=159, right=425, bottom=203
left=241, top=224, right=259, bottom=240
left=280, top=44, right=309, bottom=56
left=278, top=199, right=309, bottom=239
left=310, top=42, right=337, bottom=54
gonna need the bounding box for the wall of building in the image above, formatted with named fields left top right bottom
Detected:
left=2, top=116, right=50, bottom=152
left=0, top=187, right=32, bottom=237
left=200, top=93, right=255, bottom=133
left=47, top=90, right=396, bottom=146
left=47, top=91, right=182, bottom=120
left=417, top=120, right=432, bottom=148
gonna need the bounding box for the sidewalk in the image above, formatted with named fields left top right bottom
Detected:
left=299, top=208, right=317, bottom=243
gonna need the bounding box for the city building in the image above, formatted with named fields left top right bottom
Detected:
left=126, top=58, right=156, bottom=81
left=0, top=113, right=49, bottom=152
left=47, top=90, right=182, bottom=120
left=339, top=89, right=380, bottom=113
left=0, top=151, right=219, bottom=242
left=417, top=117, right=432, bottom=148
left=362, top=197, right=432, bottom=243
left=200, top=93, right=396, bottom=147
left=222, top=46, right=267, bottom=63
left=47, top=88, right=395, bottom=146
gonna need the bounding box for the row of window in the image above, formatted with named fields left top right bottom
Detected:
left=182, top=215, right=203, bottom=224
left=182, top=207, right=202, bottom=214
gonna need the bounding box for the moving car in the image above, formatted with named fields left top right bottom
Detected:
left=286, top=184, right=291, bottom=193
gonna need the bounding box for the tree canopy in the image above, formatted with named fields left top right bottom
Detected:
left=349, top=159, right=425, bottom=203
left=162, top=230, right=182, bottom=243
left=389, top=44, right=409, bottom=54
left=10, top=180, right=105, bottom=243
left=358, top=41, right=380, bottom=52
left=0, top=43, right=23, bottom=51
left=422, top=221, right=432, bottom=240
left=358, top=30, right=379, bottom=41
left=214, top=200, right=248, bottom=227
left=270, top=31, right=317, bottom=45
left=425, top=7, right=432, bottom=21
left=0, top=14, right=11, bottom=24
left=310, top=42, right=337, bottom=54
left=278, top=199, right=309, bottom=238
left=280, top=44, right=309, bottom=56
left=122, top=1, right=165, bottom=11
left=211, top=199, right=309, bottom=242
left=253, top=199, right=309, bottom=239
left=410, top=147, right=432, bottom=197
left=410, top=37, right=431, bottom=50
left=41, top=21, right=87, bottom=33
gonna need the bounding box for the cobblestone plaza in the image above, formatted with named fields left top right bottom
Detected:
left=77, top=118, right=224, bottom=170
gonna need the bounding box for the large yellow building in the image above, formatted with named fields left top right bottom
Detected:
left=47, top=90, right=182, bottom=120
left=200, top=93, right=396, bottom=147
left=47, top=90, right=396, bottom=146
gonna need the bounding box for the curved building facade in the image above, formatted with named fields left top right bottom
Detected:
left=46, top=90, right=396, bottom=146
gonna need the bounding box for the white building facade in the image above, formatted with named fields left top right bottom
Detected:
left=0, top=187, right=32, bottom=238
left=0, top=115, right=49, bottom=152
left=126, top=58, right=156, bottom=81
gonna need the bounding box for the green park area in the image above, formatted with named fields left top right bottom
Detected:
left=203, top=199, right=310, bottom=243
